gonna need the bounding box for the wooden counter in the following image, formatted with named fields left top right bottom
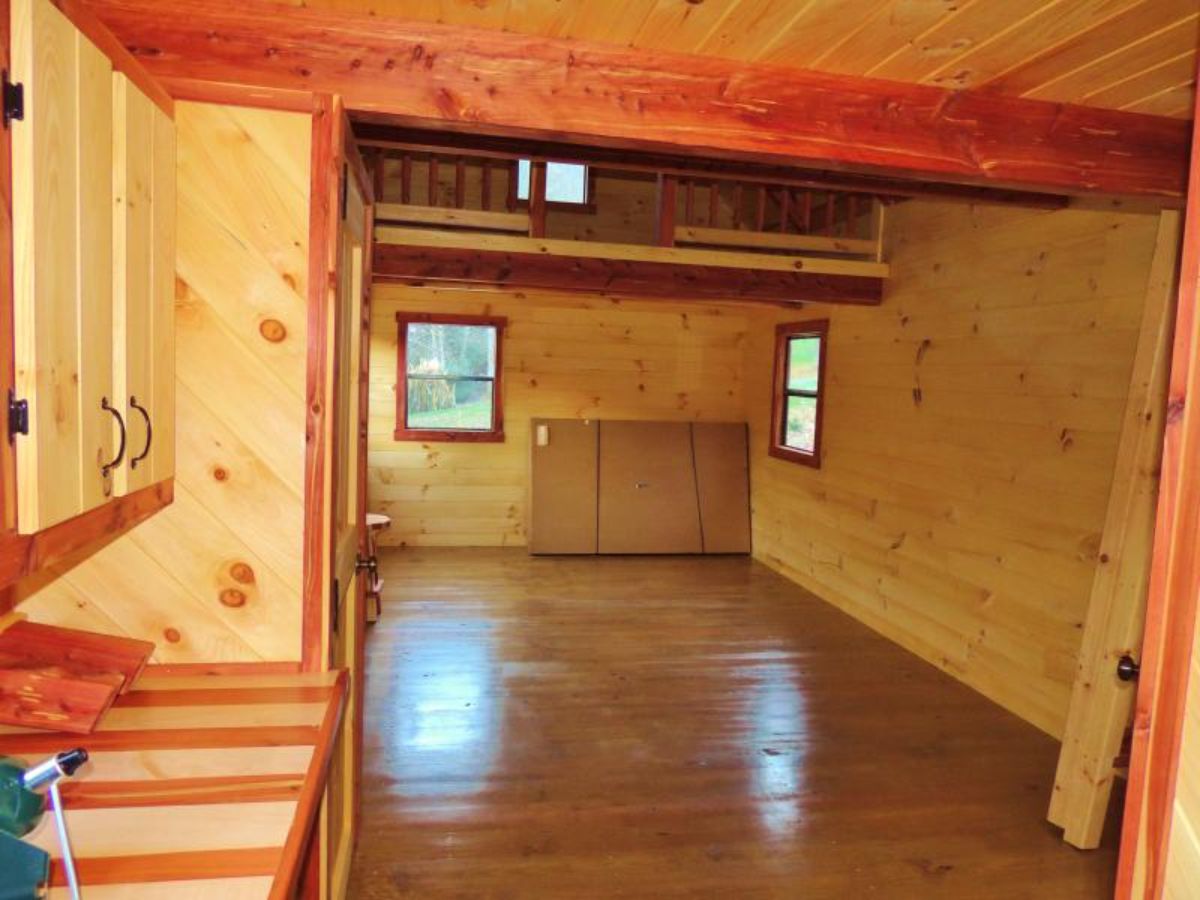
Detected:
left=0, top=669, right=347, bottom=899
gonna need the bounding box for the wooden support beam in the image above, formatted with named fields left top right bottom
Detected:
left=82, top=0, right=1189, bottom=200
left=373, top=243, right=882, bottom=307
left=373, top=226, right=889, bottom=278
left=1050, top=210, right=1182, bottom=850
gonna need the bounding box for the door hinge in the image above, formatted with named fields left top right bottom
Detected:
left=330, top=576, right=340, bottom=634
left=2, top=72, right=24, bottom=129
left=7, top=391, right=28, bottom=441
left=340, top=164, right=349, bottom=221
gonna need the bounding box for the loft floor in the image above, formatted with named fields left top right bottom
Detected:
left=348, top=548, right=1117, bottom=899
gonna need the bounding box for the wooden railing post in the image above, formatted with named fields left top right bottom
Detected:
left=529, top=161, right=547, bottom=238
left=656, top=175, right=677, bottom=247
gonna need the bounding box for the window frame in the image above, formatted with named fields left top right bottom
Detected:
left=394, top=312, right=507, bottom=443
left=511, top=159, right=597, bottom=213
left=769, top=319, right=829, bottom=469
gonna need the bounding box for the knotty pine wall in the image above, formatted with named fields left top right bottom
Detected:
left=14, top=102, right=311, bottom=663
left=743, top=199, right=1161, bottom=738
left=369, top=285, right=749, bottom=547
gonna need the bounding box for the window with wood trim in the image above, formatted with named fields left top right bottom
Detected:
left=395, top=313, right=506, bottom=442
left=770, top=320, right=828, bottom=468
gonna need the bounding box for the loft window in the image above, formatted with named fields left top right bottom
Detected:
left=770, top=320, right=828, bottom=468
left=516, top=159, right=589, bottom=206
left=395, top=313, right=506, bottom=442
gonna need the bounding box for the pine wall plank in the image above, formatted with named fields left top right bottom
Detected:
left=369, top=285, right=751, bottom=547
left=15, top=102, right=311, bottom=663
left=743, top=200, right=1161, bottom=737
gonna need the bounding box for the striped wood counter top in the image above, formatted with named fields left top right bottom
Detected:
left=0, top=669, right=347, bottom=899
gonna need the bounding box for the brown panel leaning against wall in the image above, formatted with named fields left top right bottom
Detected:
left=598, top=421, right=703, bottom=555
left=529, top=419, right=599, bottom=555
left=693, top=423, right=751, bottom=554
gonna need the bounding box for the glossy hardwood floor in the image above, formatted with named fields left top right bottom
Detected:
left=348, top=549, right=1118, bottom=899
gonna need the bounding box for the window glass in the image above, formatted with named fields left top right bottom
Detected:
left=402, top=322, right=500, bottom=433
left=516, top=160, right=588, bottom=204
left=784, top=395, right=818, bottom=454
left=787, top=336, right=821, bottom=392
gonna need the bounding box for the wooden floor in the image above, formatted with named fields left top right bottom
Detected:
left=348, top=549, right=1119, bottom=899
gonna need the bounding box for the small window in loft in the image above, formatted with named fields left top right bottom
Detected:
left=516, top=159, right=589, bottom=205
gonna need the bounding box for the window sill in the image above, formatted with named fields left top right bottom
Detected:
left=769, top=444, right=821, bottom=469
left=394, top=428, right=506, bottom=443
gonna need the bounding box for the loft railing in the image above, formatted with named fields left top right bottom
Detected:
left=365, top=144, right=888, bottom=261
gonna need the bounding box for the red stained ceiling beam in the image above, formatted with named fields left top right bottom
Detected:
left=81, top=0, right=1190, bottom=201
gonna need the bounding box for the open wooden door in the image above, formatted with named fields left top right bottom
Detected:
left=1116, top=82, right=1200, bottom=900
left=324, top=125, right=373, bottom=900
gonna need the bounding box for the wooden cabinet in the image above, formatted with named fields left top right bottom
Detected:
left=529, top=418, right=599, bottom=554
left=530, top=419, right=751, bottom=555
left=598, top=421, right=704, bottom=554
left=10, top=0, right=175, bottom=533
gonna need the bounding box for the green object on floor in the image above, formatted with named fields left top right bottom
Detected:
left=0, top=756, right=46, bottom=838
left=0, top=830, right=49, bottom=900
left=0, top=755, right=50, bottom=900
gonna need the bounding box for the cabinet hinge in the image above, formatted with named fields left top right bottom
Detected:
left=330, top=576, right=341, bottom=634
left=7, top=390, right=28, bottom=440
left=2, top=72, right=24, bottom=129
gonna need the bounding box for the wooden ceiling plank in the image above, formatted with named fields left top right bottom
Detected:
left=928, top=0, right=1175, bottom=91
left=697, top=0, right=823, bottom=62
left=1123, top=79, right=1198, bottom=117
left=873, top=0, right=1138, bottom=88
left=1022, top=14, right=1198, bottom=106
left=1084, top=51, right=1197, bottom=109
left=562, top=0, right=655, bottom=46
left=503, top=0, right=582, bottom=38
left=80, top=0, right=1191, bottom=198
left=806, top=0, right=969, bottom=76
left=631, top=0, right=745, bottom=53
left=983, top=0, right=1197, bottom=98
left=757, top=0, right=895, bottom=69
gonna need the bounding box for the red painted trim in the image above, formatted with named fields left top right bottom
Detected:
left=0, top=480, right=174, bottom=604
left=269, top=669, right=348, bottom=900
left=1117, top=65, right=1200, bottom=900
left=79, top=0, right=1190, bottom=198
left=768, top=320, right=829, bottom=470
left=53, top=0, right=173, bottom=116
left=393, top=313, right=507, bottom=444
left=301, top=95, right=342, bottom=673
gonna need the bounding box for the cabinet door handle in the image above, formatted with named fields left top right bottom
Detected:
left=100, top=397, right=126, bottom=478
left=129, top=396, right=152, bottom=470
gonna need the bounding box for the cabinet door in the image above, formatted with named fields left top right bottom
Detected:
left=112, top=74, right=175, bottom=495
left=11, top=0, right=114, bottom=533
left=529, top=418, right=599, bottom=554
left=597, top=421, right=703, bottom=554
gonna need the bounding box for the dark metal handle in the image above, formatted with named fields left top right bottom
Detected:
left=129, top=396, right=151, bottom=470
left=1117, top=655, right=1140, bottom=682
left=100, top=397, right=126, bottom=478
